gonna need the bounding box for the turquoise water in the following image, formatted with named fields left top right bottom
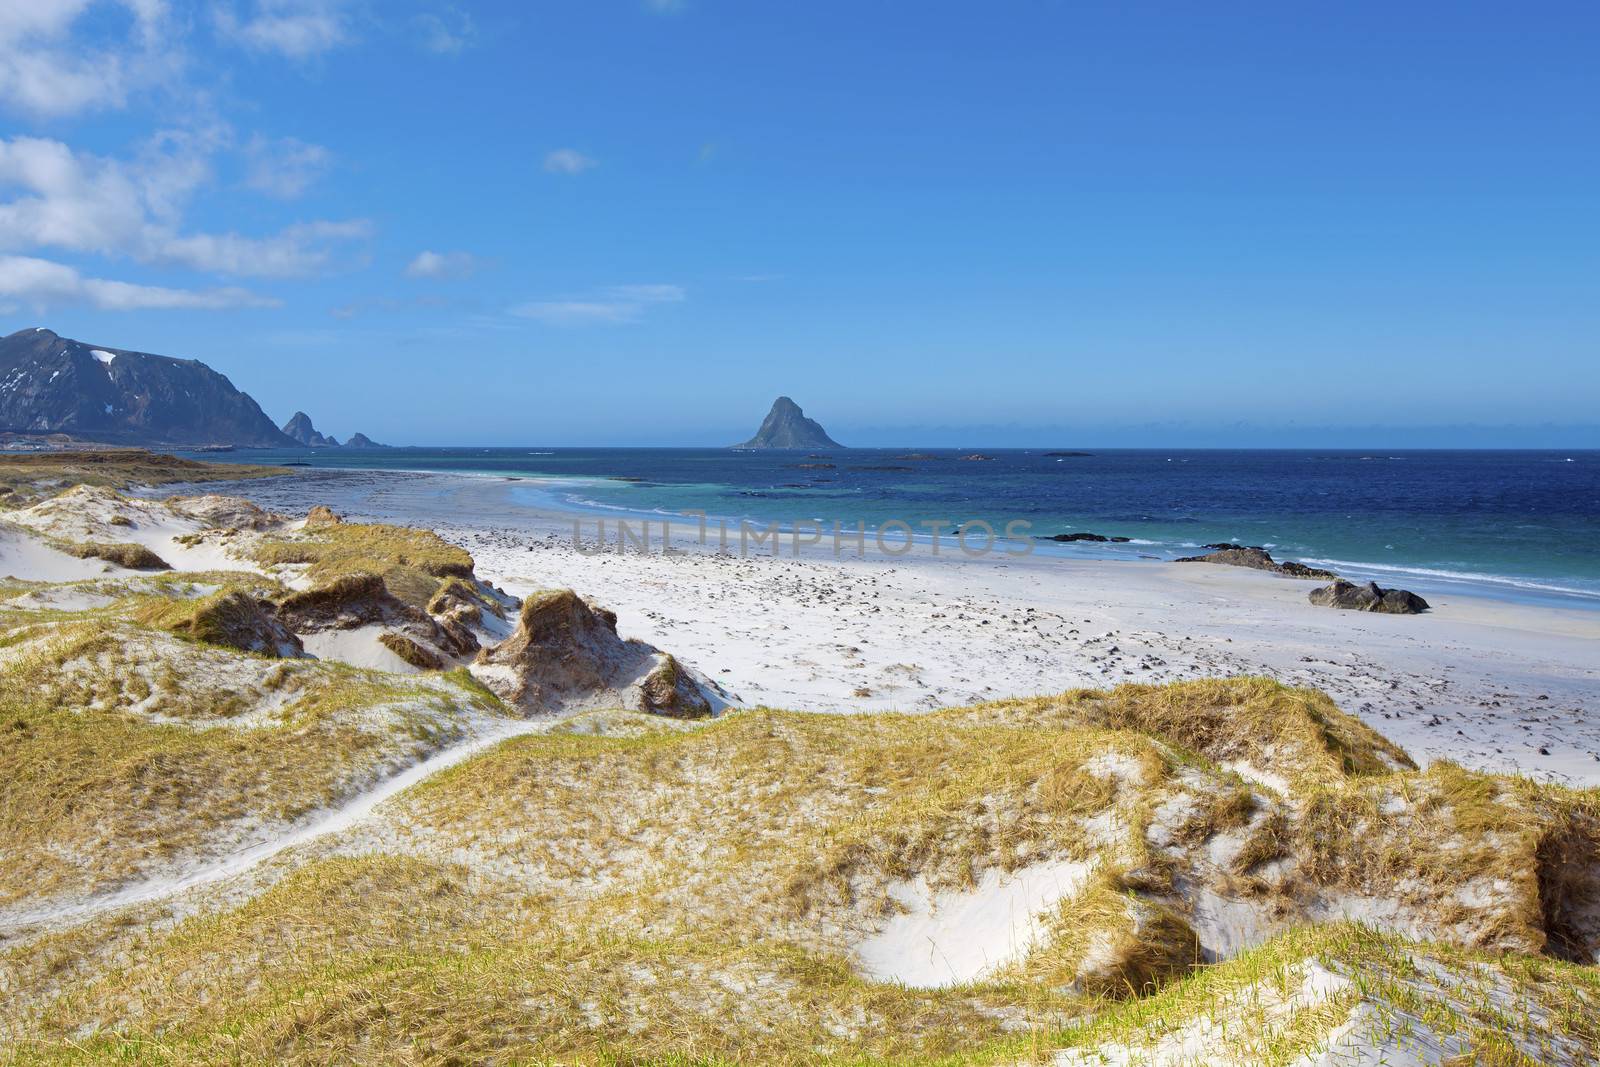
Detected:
left=196, top=447, right=1600, bottom=609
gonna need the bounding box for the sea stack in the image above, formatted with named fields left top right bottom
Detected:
left=734, top=396, right=843, bottom=449
left=281, top=412, right=340, bottom=448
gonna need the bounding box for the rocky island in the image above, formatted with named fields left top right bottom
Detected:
left=733, top=396, right=844, bottom=449
left=281, top=412, right=389, bottom=449
left=281, top=411, right=339, bottom=448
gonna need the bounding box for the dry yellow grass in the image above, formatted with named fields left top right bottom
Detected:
left=3, top=854, right=1052, bottom=1066
left=62, top=541, right=171, bottom=570
left=1291, top=761, right=1600, bottom=958
left=251, top=522, right=476, bottom=610
left=0, top=450, right=283, bottom=507
left=1049, top=922, right=1600, bottom=1066
left=0, top=619, right=502, bottom=907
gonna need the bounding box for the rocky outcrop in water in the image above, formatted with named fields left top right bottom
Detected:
left=280, top=414, right=389, bottom=450
left=734, top=397, right=843, bottom=449
left=1176, top=546, right=1339, bottom=581
left=1046, top=532, right=1133, bottom=543
left=0, top=328, right=297, bottom=448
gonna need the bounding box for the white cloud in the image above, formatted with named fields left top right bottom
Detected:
left=0, top=254, right=277, bottom=310
left=415, top=7, right=474, bottom=54
left=0, top=134, right=370, bottom=278
left=509, top=284, right=684, bottom=326
left=405, top=249, right=478, bottom=279
left=157, top=219, right=373, bottom=276
left=0, top=0, right=177, bottom=118
left=543, top=148, right=597, bottom=176
left=243, top=134, right=332, bottom=198
left=215, top=0, right=349, bottom=59
left=508, top=300, right=635, bottom=325
left=607, top=283, right=685, bottom=304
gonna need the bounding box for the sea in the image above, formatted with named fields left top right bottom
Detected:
left=186, top=447, right=1600, bottom=610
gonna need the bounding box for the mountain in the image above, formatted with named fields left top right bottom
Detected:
left=282, top=411, right=340, bottom=448
left=343, top=432, right=389, bottom=449
left=0, top=328, right=296, bottom=448
left=734, top=396, right=843, bottom=449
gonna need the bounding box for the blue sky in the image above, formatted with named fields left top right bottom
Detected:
left=1, top=1, right=1596, bottom=446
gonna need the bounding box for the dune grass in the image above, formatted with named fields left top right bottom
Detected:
left=63, top=541, right=171, bottom=570
left=3, top=854, right=1058, bottom=1067
left=1048, top=921, right=1600, bottom=1066
left=251, top=522, right=476, bottom=610
left=2, top=633, right=1596, bottom=1065
left=0, top=450, right=284, bottom=508
left=7, top=872, right=1597, bottom=1065
left=0, top=620, right=501, bottom=907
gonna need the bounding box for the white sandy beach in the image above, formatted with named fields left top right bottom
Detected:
left=214, top=468, right=1600, bottom=787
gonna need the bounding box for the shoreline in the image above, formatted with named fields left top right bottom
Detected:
left=177, top=451, right=1600, bottom=613
left=193, top=466, right=1600, bottom=786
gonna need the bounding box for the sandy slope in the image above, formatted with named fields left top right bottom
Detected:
left=0, top=715, right=545, bottom=932
left=211, top=468, right=1600, bottom=786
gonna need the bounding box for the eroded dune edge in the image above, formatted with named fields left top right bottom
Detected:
left=1, top=456, right=1596, bottom=1065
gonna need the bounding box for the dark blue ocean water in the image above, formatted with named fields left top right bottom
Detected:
left=195, top=448, right=1600, bottom=608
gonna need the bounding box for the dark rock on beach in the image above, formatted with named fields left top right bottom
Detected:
left=1279, top=561, right=1339, bottom=580
left=1309, top=580, right=1430, bottom=615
